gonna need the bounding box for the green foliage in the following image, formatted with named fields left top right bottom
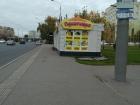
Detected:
left=37, top=16, right=56, bottom=43
left=44, top=16, right=56, bottom=33
left=103, top=22, right=115, bottom=43
left=128, top=46, right=140, bottom=64
left=129, top=30, right=140, bottom=43
left=37, top=23, right=48, bottom=40
left=74, top=9, right=115, bottom=43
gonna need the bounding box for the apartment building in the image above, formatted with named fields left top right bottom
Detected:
left=0, top=26, right=15, bottom=39
left=104, top=1, right=140, bottom=36
left=28, top=30, right=40, bottom=39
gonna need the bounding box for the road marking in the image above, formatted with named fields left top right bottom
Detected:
left=0, top=46, right=38, bottom=70
left=0, top=46, right=41, bottom=105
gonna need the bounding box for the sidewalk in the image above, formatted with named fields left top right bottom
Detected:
left=1, top=45, right=140, bottom=105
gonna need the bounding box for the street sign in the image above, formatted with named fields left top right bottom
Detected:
left=116, top=8, right=134, bottom=19
left=116, top=1, right=134, bottom=19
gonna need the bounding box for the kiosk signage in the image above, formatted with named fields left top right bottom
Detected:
left=61, top=17, right=93, bottom=30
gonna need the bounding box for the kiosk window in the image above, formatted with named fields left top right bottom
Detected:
left=70, top=31, right=73, bottom=36
left=75, top=32, right=81, bottom=36
left=74, top=31, right=82, bottom=36
left=66, top=30, right=73, bottom=36
left=82, top=31, right=88, bottom=35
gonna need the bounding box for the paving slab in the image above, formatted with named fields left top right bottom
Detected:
left=1, top=45, right=140, bottom=105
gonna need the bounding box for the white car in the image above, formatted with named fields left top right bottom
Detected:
left=0, top=39, right=6, bottom=44
left=6, top=40, right=16, bottom=45
left=35, top=40, right=42, bottom=45
left=128, top=42, right=135, bottom=46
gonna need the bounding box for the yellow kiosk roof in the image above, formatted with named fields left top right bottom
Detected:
left=61, top=17, right=93, bottom=30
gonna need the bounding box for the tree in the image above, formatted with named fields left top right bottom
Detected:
left=24, top=34, right=28, bottom=41
left=45, top=16, right=56, bottom=34
left=131, top=28, right=135, bottom=42
left=74, top=10, right=115, bottom=43
left=135, top=30, right=140, bottom=47
left=37, top=23, right=48, bottom=40
left=103, top=22, right=115, bottom=43
left=37, top=16, right=56, bottom=44
left=75, top=9, right=90, bottom=20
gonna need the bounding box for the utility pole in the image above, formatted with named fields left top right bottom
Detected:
left=115, top=0, right=134, bottom=82
left=51, top=0, right=62, bottom=22
left=60, top=5, right=62, bottom=21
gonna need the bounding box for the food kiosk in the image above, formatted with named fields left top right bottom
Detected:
left=53, top=17, right=104, bottom=56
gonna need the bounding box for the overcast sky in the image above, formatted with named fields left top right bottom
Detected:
left=0, top=0, right=125, bottom=36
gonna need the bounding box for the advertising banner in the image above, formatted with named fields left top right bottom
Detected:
left=81, top=31, right=88, bottom=51
left=62, top=17, right=91, bottom=51
left=64, top=30, right=89, bottom=51
left=65, top=32, right=73, bottom=51
left=65, top=46, right=72, bottom=50
left=73, top=36, right=81, bottom=51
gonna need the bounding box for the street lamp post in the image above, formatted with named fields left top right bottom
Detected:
left=51, top=0, right=62, bottom=22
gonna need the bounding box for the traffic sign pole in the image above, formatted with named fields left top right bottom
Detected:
left=115, top=19, right=129, bottom=82
left=115, top=0, right=134, bottom=82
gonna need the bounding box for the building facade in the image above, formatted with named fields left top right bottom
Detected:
left=104, top=2, right=140, bottom=36
left=0, top=26, right=15, bottom=39
left=28, top=30, right=40, bottom=40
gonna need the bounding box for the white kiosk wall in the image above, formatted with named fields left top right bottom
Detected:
left=54, top=22, right=104, bottom=56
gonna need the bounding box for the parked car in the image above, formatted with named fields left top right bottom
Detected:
left=35, top=40, right=42, bottom=45
left=128, top=42, right=135, bottom=46
left=6, top=40, right=16, bottom=45
left=19, top=40, right=25, bottom=44
left=0, top=39, right=6, bottom=44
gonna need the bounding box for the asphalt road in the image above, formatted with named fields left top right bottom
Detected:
left=0, top=42, right=38, bottom=83
left=0, top=42, right=37, bottom=67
